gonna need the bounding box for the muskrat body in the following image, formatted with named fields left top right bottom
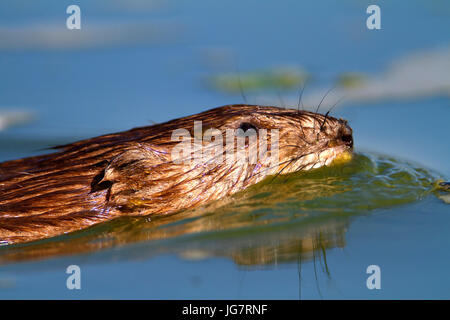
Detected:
left=0, top=105, right=353, bottom=244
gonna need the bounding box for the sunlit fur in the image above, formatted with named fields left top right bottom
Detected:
left=0, top=105, right=353, bottom=244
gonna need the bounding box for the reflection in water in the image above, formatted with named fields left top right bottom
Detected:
left=0, top=153, right=438, bottom=267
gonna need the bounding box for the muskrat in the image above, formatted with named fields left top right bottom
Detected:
left=0, top=105, right=353, bottom=244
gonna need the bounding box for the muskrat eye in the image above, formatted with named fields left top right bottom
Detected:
left=238, top=122, right=257, bottom=132
left=236, top=122, right=258, bottom=137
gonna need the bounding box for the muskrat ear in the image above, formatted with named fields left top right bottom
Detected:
left=101, top=144, right=169, bottom=183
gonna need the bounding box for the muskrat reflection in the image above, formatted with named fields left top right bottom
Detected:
left=0, top=214, right=349, bottom=268
left=1, top=152, right=437, bottom=266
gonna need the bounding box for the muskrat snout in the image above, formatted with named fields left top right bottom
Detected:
left=339, top=123, right=353, bottom=149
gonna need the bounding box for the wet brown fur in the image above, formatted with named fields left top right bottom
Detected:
left=0, top=105, right=353, bottom=244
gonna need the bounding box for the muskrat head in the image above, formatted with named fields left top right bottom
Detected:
left=189, top=104, right=354, bottom=179
left=101, top=104, right=353, bottom=215
left=249, top=105, right=354, bottom=175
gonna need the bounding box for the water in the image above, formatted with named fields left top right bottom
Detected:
left=0, top=0, right=449, bottom=299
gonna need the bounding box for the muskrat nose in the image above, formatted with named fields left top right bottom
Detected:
left=340, top=125, right=353, bottom=148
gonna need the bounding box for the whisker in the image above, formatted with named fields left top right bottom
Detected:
left=320, top=96, right=346, bottom=132
left=284, top=144, right=307, bottom=150
left=246, top=152, right=312, bottom=181
left=297, top=81, right=308, bottom=112
left=280, top=162, right=309, bottom=183
left=312, top=239, right=324, bottom=299
left=270, top=153, right=311, bottom=184
left=276, top=90, right=286, bottom=109
left=269, top=158, right=295, bottom=184
left=314, top=86, right=335, bottom=135
left=315, top=86, right=335, bottom=114
left=294, top=84, right=309, bottom=143
left=235, top=63, right=247, bottom=104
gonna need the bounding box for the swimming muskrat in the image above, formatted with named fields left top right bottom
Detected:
left=0, top=105, right=353, bottom=244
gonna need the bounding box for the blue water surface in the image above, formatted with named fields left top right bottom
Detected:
left=0, top=0, right=449, bottom=299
